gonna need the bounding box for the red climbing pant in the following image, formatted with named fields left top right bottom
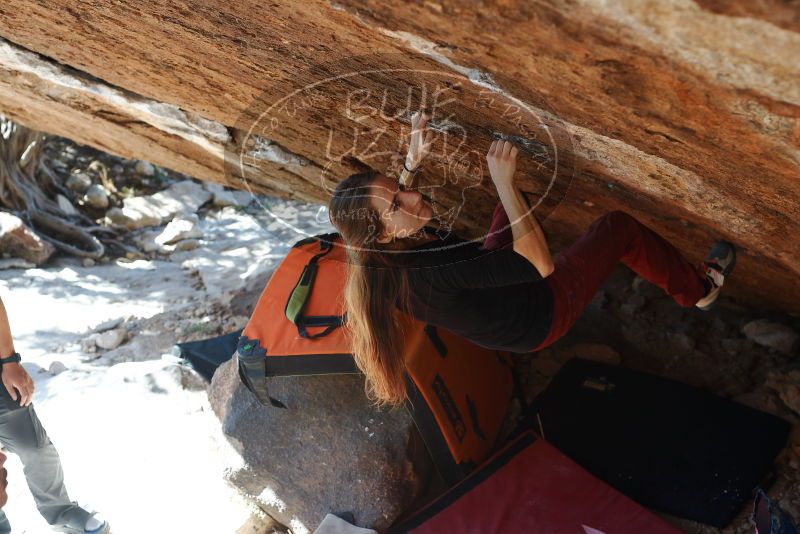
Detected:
left=481, top=202, right=709, bottom=351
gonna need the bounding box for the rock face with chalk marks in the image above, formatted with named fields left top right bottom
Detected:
left=0, top=0, right=798, bottom=312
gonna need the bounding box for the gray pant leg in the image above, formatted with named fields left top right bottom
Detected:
left=0, top=404, right=90, bottom=531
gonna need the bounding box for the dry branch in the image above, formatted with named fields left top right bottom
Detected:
left=0, top=118, right=106, bottom=258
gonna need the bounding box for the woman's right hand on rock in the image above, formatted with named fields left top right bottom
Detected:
left=486, top=139, right=519, bottom=191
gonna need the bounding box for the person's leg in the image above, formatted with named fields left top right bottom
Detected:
left=0, top=396, right=17, bottom=534
left=532, top=210, right=708, bottom=350
left=480, top=201, right=514, bottom=251
left=0, top=509, right=10, bottom=534
left=0, top=405, right=91, bottom=529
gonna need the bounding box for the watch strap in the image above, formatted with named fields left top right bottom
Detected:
left=403, top=161, right=419, bottom=173
left=0, top=352, right=21, bottom=365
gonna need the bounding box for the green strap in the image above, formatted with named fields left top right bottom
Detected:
left=284, top=238, right=346, bottom=339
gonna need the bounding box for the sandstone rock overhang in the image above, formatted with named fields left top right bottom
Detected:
left=0, top=1, right=797, bottom=312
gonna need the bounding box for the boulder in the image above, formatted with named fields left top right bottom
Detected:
left=742, top=320, right=799, bottom=356
left=81, top=333, right=101, bottom=353
left=134, top=160, right=156, bottom=177
left=107, top=180, right=211, bottom=229
left=107, top=205, right=161, bottom=230
left=92, top=317, right=124, bottom=333
left=83, top=183, right=110, bottom=209
left=216, top=190, right=253, bottom=208
left=161, top=180, right=213, bottom=213
left=96, top=327, right=127, bottom=350
left=65, top=171, right=92, bottom=193
left=209, top=359, right=433, bottom=532
left=0, top=1, right=798, bottom=314
left=205, top=182, right=253, bottom=208
left=0, top=212, right=55, bottom=265
left=48, top=361, right=67, bottom=376
left=155, top=214, right=202, bottom=245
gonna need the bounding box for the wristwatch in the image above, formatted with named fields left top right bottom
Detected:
left=403, top=161, right=418, bottom=173
left=399, top=161, right=419, bottom=188
left=0, top=352, right=21, bottom=365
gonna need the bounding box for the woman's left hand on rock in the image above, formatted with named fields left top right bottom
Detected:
left=406, top=111, right=434, bottom=171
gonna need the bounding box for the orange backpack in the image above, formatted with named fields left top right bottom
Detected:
left=237, top=233, right=515, bottom=483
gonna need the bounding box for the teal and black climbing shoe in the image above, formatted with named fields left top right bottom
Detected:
left=695, top=240, right=736, bottom=311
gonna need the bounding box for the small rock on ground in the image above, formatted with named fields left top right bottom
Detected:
left=742, top=319, right=799, bottom=356
left=0, top=212, right=55, bottom=265
left=135, top=160, right=156, bottom=176
left=92, top=317, right=124, bottom=333
left=204, top=183, right=253, bottom=208
left=65, top=171, right=92, bottom=193
left=48, top=361, right=68, bottom=376
left=96, top=328, right=127, bottom=350
left=155, top=214, right=202, bottom=245
left=81, top=333, right=101, bottom=353
left=83, top=184, right=110, bottom=209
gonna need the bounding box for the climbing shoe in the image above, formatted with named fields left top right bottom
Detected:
left=695, top=240, right=736, bottom=311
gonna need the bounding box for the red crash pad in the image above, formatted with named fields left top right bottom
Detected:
left=391, top=431, right=680, bottom=534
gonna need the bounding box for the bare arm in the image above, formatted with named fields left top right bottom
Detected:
left=399, top=111, right=434, bottom=190
left=486, top=140, right=555, bottom=278
left=0, top=298, right=14, bottom=358
left=0, top=296, right=34, bottom=406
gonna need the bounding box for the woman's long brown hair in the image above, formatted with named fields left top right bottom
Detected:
left=328, top=171, right=415, bottom=407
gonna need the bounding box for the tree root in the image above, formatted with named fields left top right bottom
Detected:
left=29, top=210, right=105, bottom=258
left=0, top=117, right=113, bottom=258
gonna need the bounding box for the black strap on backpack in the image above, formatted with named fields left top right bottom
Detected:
left=284, top=234, right=347, bottom=339
left=236, top=337, right=286, bottom=409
